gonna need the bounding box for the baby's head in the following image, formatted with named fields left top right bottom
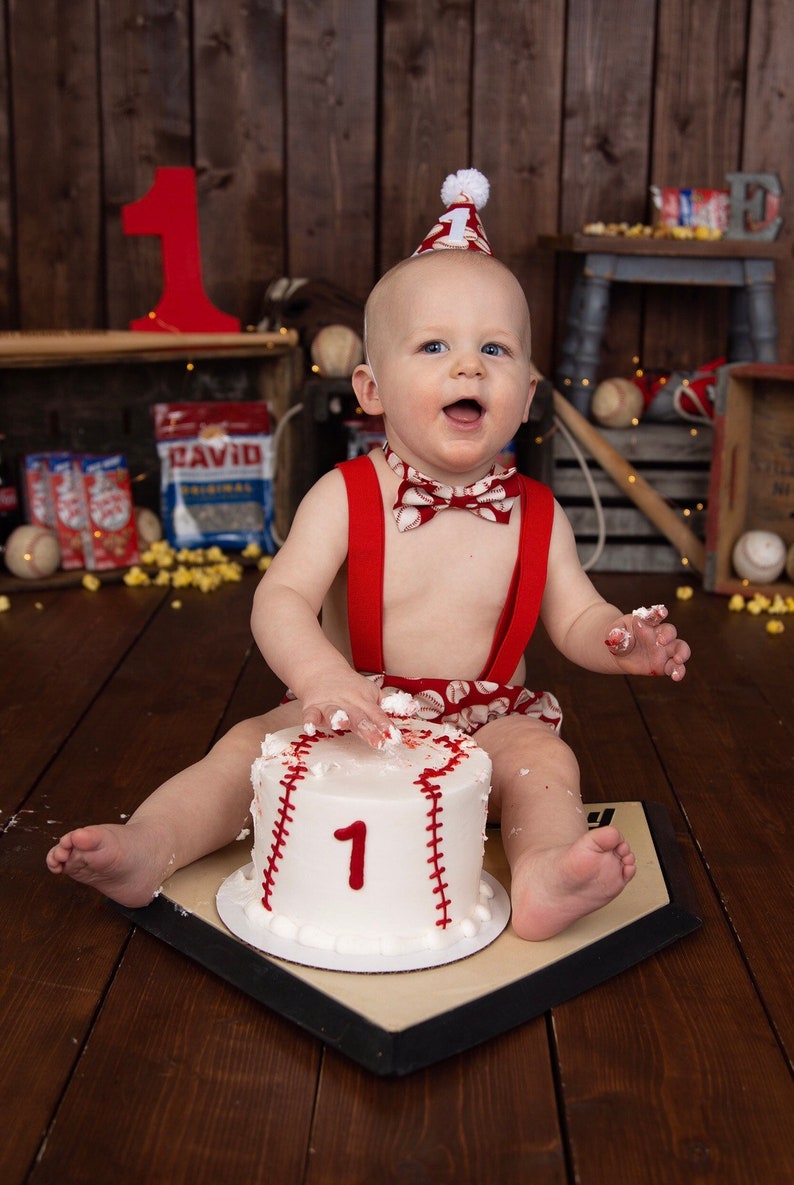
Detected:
left=352, top=250, right=536, bottom=481
left=361, top=250, right=533, bottom=382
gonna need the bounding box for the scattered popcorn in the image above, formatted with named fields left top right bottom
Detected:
left=727, top=590, right=794, bottom=627
left=81, top=573, right=101, bottom=591
left=676, top=585, right=694, bottom=601
left=35, top=602, right=44, bottom=610
left=746, top=594, right=770, bottom=616
left=141, top=540, right=175, bottom=568
left=171, top=599, right=182, bottom=610
left=583, top=220, right=722, bottom=242
left=0, top=595, right=10, bottom=612
left=170, top=566, right=193, bottom=588
left=257, top=554, right=273, bottom=572
left=123, top=566, right=151, bottom=587
left=241, top=542, right=263, bottom=559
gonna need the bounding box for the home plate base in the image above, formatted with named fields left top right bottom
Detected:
left=119, top=801, right=700, bottom=1076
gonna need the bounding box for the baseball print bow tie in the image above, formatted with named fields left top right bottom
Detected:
left=383, top=446, right=519, bottom=532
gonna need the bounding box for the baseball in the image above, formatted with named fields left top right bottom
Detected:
left=134, top=506, right=163, bottom=546
left=731, top=529, right=786, bottom=584
left=4, top=525, right=61, bottom=579
left=591, top=378, right=645, bottom=428
left=310, top=324, right=364, bottom=378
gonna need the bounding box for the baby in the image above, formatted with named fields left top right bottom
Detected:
left=47, top=181, right=690, bottom=941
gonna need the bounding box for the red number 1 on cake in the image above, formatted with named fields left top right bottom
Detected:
left=334, top=821, right=367, bottom=890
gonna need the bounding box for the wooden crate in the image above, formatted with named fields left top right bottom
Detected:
left=554, top=422, right=712, bottom=572
left=0, top=331, right=304, bottom=537
left=705, top=363, right=794, bottom=596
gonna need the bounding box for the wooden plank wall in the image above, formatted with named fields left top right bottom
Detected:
left=0, top=0, right=791, bottom=382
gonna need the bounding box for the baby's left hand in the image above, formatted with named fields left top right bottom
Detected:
left=605, top=604, right=691, bottom=681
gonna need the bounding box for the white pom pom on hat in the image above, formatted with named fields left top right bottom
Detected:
left=440, top=169, right=490, bottom=210
left=413, top=167, right=494, bottom=256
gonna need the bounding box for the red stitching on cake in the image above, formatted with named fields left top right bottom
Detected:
left=414, top=731, right=468, bottom=929
left=260, top=734, right=318, bottom=911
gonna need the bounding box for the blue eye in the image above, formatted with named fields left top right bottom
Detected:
left=422, top=341, right=447, bottom=354
left=482, top=342, right=506, bottom=356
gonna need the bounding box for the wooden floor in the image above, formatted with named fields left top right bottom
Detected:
left=2, top=568, right=792, bottom=1185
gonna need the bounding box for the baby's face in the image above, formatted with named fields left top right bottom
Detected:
left=354, top=252, right=536, bottom=484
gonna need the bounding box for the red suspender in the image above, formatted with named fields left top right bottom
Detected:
left=338, top=456, right=385, bottom=672
left=339, top=458, right=554, bottom=682
left=479, top=475, right=555, bottom=683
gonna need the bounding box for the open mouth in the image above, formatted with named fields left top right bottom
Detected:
left=443, top=399, right=484, bottom=425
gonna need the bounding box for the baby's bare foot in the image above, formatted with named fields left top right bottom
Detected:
left=510, top=826, right=636, bottom=941
left=45, top=823, right=174, bottom=908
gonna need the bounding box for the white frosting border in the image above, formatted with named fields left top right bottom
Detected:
left=216, top=865, right=511, bottom=974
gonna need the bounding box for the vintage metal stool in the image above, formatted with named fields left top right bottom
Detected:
left=540, top=234, right=783, bottom=414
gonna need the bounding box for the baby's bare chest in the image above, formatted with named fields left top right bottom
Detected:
left=383, top=516, right=518, bottom=629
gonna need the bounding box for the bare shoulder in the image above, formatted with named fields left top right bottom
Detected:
left=289, top=466, right=350, bottom=535
left=259, top=469, right=350, bottom=599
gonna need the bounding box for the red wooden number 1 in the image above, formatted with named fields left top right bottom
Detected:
left=334, top=821, right=367, bottom=890
left=122, top=167, right=241, bottom=334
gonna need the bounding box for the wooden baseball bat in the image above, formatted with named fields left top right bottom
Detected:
left=533, top=367, right=706, bottom=574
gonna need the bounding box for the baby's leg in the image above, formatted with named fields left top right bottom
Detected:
left=45, top=700, right=305, bottom=907
left=477, top=716, right=636, bottom=941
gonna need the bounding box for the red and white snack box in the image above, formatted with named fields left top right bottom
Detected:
left=22, top=453, right=63, bottom=529
left=79, top=454, right=140, bottom=570
left=655, top=187, right=730, bottom=231
left=49, top=454, right=88, bottom=570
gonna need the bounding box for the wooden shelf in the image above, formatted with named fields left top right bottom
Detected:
left=539, top=232, right=787, bottom=259
left=0, top=329, right=299, bottom=368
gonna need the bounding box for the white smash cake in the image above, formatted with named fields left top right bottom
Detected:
left=218, top=702, right=502, bottom=968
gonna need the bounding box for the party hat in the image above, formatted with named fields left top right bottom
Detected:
left=413, top=168, right=493, bottom=256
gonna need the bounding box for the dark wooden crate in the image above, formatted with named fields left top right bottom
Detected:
left=554, top=422, right=712, bottom=572
left=705, top=363, right=794, bottom=596
left=0, top=332, right=304, bottom=535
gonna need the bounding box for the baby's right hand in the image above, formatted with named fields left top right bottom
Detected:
left=301, top=670, right=396, bottom=749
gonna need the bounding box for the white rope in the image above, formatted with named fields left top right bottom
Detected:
left=270, top=402, right=303, bottom=548
left=551, top=413, right=606, bottom=572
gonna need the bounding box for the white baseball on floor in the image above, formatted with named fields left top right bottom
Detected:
left=310, top=324, right=364, bottom=378
left=731, top=529, right=787, bottom=583
left=590, top=378, right=645, bottom=428
left=3, top=525, right=61, bottom=579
